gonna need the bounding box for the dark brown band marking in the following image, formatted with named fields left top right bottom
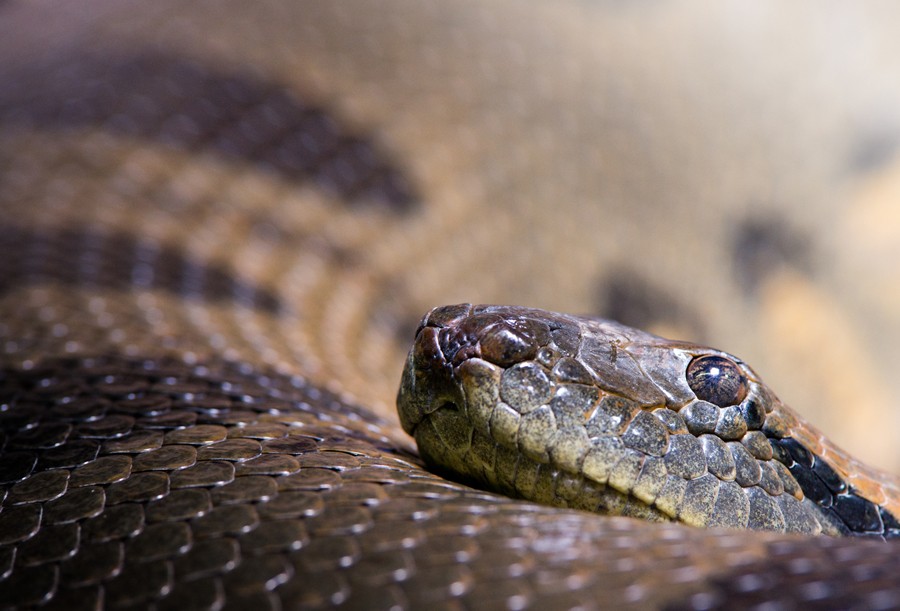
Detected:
left=0, top=52, right=419, bottom=213
left=594, top=269, right=706, bottom=341
left=770, top=436, right=900, bottom=539
left=732, top=217, right=812, bottom=297
left=0, top=226, right=281, bottom=312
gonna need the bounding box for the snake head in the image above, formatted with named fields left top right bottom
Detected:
left=397, top=303, right=898, bottom=537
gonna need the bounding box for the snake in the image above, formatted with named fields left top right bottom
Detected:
left=4, top=1, right=900, bottom=609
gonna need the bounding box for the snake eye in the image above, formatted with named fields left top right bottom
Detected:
left=686, top=355, right=748, bottom=407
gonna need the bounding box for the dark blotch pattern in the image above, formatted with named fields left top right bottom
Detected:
left=0, top=52, right=419, bottom=212
left=0, top=226, right=281, bottom=312
left=595, top=270, right=704, bottom=341
left=770, top=437, right=899, bottom=538
left=732, top=217, right=811, bottom=296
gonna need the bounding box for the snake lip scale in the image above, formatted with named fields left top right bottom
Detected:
left=398, top=303, right=900, bottom=539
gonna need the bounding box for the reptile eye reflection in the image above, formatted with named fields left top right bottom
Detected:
left=686, top=355, right=748, bottom=407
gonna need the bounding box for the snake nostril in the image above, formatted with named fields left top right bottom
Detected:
left=439, top=400, right=460, bottom=413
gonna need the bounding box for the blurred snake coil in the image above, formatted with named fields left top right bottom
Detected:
left=4, top=2, right=900, bottom=610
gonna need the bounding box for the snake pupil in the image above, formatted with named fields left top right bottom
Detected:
left=686, top=355, right=748, bottom=407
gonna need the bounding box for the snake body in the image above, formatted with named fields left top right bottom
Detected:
left=4, top=1, right=900, bottom=609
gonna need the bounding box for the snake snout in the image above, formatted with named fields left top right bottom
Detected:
left=398, top=304, right=570, bottom=479
left=397, top=304, right=560, bottom=437
left=397, top=313, right=466, bottom=437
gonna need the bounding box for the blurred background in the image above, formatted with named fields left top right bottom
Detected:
left=2, top=1, right=900, bottom=471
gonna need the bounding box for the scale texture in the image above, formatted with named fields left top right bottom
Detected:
left=3, top=1, right=900, bottom=609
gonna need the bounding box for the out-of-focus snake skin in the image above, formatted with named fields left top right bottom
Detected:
left=3, top=1, right=900, bottom=609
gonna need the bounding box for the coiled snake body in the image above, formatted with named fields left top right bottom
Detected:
left=3, top=2, right=900, bottom=609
